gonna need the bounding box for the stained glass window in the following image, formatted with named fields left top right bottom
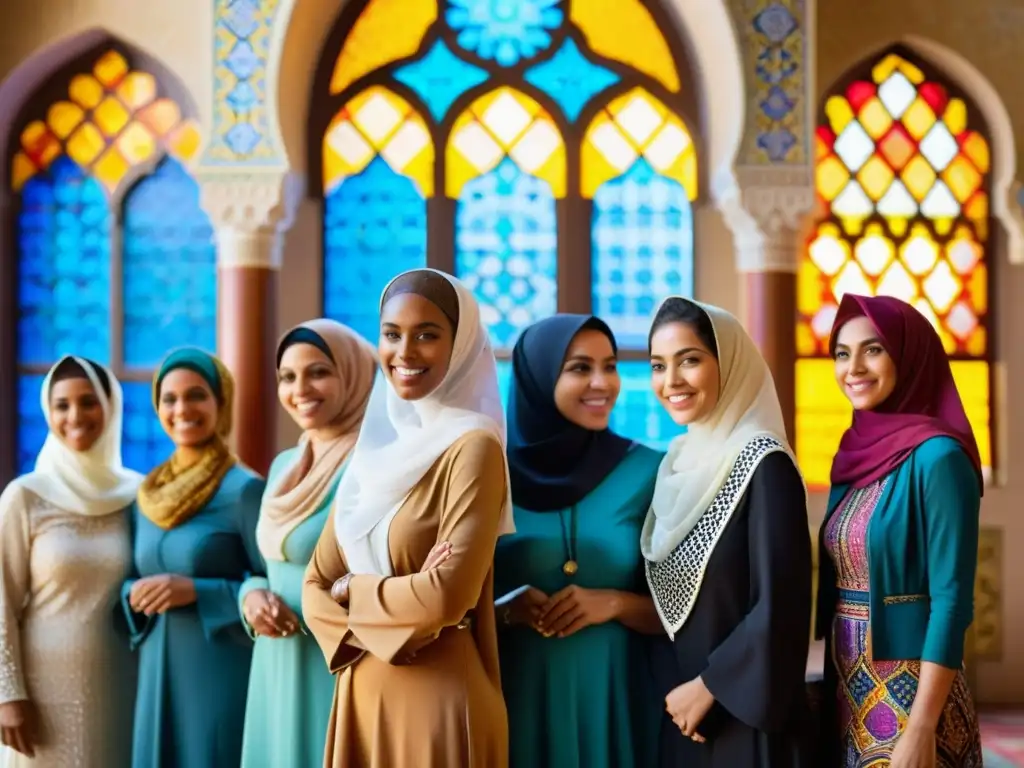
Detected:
left=318, top=0, right=697, bottom=449
left=9, top=49, right=212, bottom=477
left=799, top=47, right=993, bottom=487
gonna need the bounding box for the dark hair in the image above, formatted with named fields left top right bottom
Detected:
left=382, top=270, right=460, bottom=331
left=648, top=297, right=718, bottom=357
left=276, top=327, right=335, bottom=368
left=50, top=357, right=112, bottom=399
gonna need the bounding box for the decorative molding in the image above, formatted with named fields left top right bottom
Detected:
left=971, top=526, right=1002, bottom=661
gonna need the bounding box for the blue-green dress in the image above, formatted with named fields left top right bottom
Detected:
left=494, top=444, right=663, bottom=768
left=238, top=448, right=341, bottom=768
left=122, top=464, right=265, bottom=768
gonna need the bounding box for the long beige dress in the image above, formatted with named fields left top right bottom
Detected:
left=0, top=484, right=135, bottom=767
left=303, top=430, right=509, bottom=768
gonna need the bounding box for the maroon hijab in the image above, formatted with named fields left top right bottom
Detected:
left=828, top=294, right=983, bottom=492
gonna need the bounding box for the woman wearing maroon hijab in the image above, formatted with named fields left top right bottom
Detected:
left=816, top=294, right=983, bottom=768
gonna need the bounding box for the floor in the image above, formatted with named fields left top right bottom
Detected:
left=982, top=711, right=1024, bottom=767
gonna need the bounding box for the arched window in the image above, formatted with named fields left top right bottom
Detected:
left=798, top=46, right=993, bottom=487
left=312, top=0, right=701, bottom=449
left=3, top=46, right=215, bottom=478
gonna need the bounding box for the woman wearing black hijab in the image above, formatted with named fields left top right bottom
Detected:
left=494, top=314, right=664, bottom=768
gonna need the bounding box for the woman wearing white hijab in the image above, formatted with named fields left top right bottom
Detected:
left=302, top=268, right=513, bottom=768
left=0, top=356, right=141, bottom=767
left=643, top=298, right=811, bottom=767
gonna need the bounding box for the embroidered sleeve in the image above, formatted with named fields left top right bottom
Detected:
left=0, top=485, right=32, bottom=704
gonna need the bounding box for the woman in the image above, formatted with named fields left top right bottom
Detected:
left=818, top=294, right=983, bottom=767
left=239, top=320, right=377, bottom=767
left=122, top=347, right=265, bottom=768
left=0, top=356, right=140, bottom=766
left=643, top=297, right=811, bottom=766
left=495, top=313, right=664, bottom=768
left=302, top=268, right=512, bottom=768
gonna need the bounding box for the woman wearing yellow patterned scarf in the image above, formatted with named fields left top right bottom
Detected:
left=120, top=347, right=266, bottom=768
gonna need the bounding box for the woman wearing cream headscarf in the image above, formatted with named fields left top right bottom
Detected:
left=303, top=268, right=513, bottom=768
left=0, top=356, right=140, bottom=767
left=121, top=348, right=265, bottom=768
left=643, top=298, right=811, bottom=767
left=239, top=320, right=377, bottom=768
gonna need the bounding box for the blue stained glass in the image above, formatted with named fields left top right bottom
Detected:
left=393, top=39, right=489, bottom=121
left=591, top=158, right=694, bottom=349
left=496, top=359, right=512, bottom=408
left=15, top=375, right=47, bottom=476
left=324, top=156, right=427, bottom=343
left=122, top=158, right=217, bottom=368
left=524, top=38, right=620, bottom=121
left=455, top=158, right=557, bottom=349
left=447, top=0, right=562, bottom=67
left=611, top=361, right=684, bottom=450
left=121, top=381, right=172, bottom=473
left=16, top=156, right=111, bottom=365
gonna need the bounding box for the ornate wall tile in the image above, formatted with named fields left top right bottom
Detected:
left=972, top=526, right=1003, bottom=661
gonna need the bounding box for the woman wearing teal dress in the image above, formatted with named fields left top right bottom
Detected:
left=122, top=348, right=265, bottom=768
left=494, top=314, right=665, bottom=768
left=239, top=320, right=377, bottom=767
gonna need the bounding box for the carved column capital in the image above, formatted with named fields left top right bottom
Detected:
left=716, top=166, right=816, bottom=273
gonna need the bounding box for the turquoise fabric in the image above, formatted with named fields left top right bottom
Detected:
left=816, top=436, right=980, bottom=668
left=122, top=464, right=265, bottom=768
left=238, top=448, right=342, bottom=768
left=494, top=444, right=663, bottom=768
left=155, top=347, right=222, bottom=400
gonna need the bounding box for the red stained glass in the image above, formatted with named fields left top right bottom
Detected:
left=846, top=81, right=876, bottom=112
left=816, top=125, right=836, bottom=150
left=918, top=82, right=948, bottom=114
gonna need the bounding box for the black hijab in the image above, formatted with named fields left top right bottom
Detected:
left=507, top=314, right=634, bottom=512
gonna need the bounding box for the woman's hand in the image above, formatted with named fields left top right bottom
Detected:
left=243, top=589, right=300, bottom=637
left=0, top=699, right=38, bottom=757
left=536, top=585, right=617, bottom=638
left=129, top=575, right=197, bottom=615
left=666, top=677, right=714, bottom=743
left=890, top=722, right=937, bottom=768
left=500, top=587, right=548, bottom=629
left=420, top=540, right=452, bottom=572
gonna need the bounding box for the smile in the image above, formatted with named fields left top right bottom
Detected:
left=667, top=393, right=694, bottom=403
left=295, top=401, right=322, bottom=415
left=846, top=381, right=875, bottom=393
left=581, top=397, right=609, bottom=408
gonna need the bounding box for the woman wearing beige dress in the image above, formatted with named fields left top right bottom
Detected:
left=0, top=356, right=141, bottom=766
left=303, top=268, right=513, bottom=768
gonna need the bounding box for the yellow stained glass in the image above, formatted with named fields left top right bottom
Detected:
left=94, top=97, right=130, bottom=138
left=857, top=155, right=893, bottom=200
left=47, top=102, right=84, bottom=140
left=817, top=156, right=849, bottom=201
left=964, top=191, right=988, bottom=223
left=581, top=88, right=695, bottom=200
left=324, top=87, right=434, bottom=197
left=903, top=98, right=936, bottom=141
left=65, top=123, right=106, bottom=166
left=92, top=148, right=130, bottom=191
left=968, top=264, right=987, bottom=314
left=330, top=0, right=437, bottom=94
left=11, top=153, right=36, bottom=191
left=116, top=122, right=157, bottom=164
left=966, top=327, right=986, bottom=357
left=116, top=72, right=157, bottom=109
left=93, top=51, right=128, bottom=87
left=167, top=121, right=202, bottom=162
left=69, top=74, right=104, bottom=109
left=943, top=155, right=982, bottom=202
left=871, top=53, right=924, bottom=86
left=447, top=87, right=564, bottom=198
left=825, top=96, right=854, bottom=135
left=961, top=132, right=990, bottom=173
left=901, top=155, right=936, bottom=202
left=138, top=99, right=181, bottom=137
left=19, top=122, right=61, bottom=171
left=570, top=0, right=680, bottom=92
left=859, top=98, right=892, bottom=139
left=943, top=99, right=967, bottom=135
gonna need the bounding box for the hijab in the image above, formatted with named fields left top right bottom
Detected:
left=506, top=314, right=633, bottom=511
left=828, top=293, right=983, bottom=491
left=641, top=298, right=795, bottom=562
left=333, top=268, right=514, bottom=574
left=256, top=320, right=377, bottom=560
left=15, top=356, right=141, bottom=515
left=137, top=348, right=237, bottom=530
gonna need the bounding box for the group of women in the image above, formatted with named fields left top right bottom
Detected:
left=0, top=266, right=984, bottom=768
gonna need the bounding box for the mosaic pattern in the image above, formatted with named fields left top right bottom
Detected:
left=121, top=381, right=173, bottom=472
left=523, top=37, right=620, bottom=122
left=121, top=158, right=217, bottom=368
left=324, top=156, right=428, bottom=342
left=393, top=39, right=489, bottom=121
left=797, top=49, right=992, bottom=486
left=206, top=0, right=284, bottom=164
left=455, top=158, right=558, bottom=348
left=592, top=158, right=693, bottom=348
left=447, top=0, right=562, bottom=67
left=16, top=375, right=47, bottom=476
left=12, top=50, right=201, bottom=193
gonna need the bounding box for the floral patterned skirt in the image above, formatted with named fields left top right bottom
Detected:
left=832, top=591, right=983, bottom=767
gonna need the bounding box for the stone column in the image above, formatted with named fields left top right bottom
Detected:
left=199, top=173, right=296, bottom=475
left=719, top=167, right=815, bottom=442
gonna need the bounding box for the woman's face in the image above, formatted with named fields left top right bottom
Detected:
left=553, top=328, right=620, bottom=430
left=49, top=378, right=105, bottom=452
left=278, top=343, right=343, bottom=431
left=379, top=293, right=455, bottom=401
left=649, top=321, right=721, bottom=425
left=833, top=315, right=898, bottom=411
left=157, top=368, right=220, bottom=447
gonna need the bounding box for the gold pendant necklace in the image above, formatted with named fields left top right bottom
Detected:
left=559, top=504, right=578, bottom=577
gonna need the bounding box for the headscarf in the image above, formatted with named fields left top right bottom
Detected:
left=137, top=348, right=237, bottom=530
left=15, top=356, right=141, bottom=515
left=257, top=320, right=377, bottom=560
left=828, top=293, right=983, bottom=491
left=641, top=298, right=795, bottom=562
left=506, top=314, right=633, bottom=511
left=333, top=268, right=513, bottom=576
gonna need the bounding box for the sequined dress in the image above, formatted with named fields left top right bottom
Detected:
left=823, top=479, right=982, bottom=767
